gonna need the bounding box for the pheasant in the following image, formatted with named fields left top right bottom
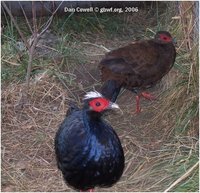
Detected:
left=55, top=91, right=124, bottom=191
left=99, top=31, right=176, bottom=113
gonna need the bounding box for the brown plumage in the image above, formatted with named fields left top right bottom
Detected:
left=99, top=31, right=176, bottom=113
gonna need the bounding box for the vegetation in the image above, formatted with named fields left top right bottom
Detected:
left=1, top=1, right=198, bottom=192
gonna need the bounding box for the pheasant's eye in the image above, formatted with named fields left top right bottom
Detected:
left=89, top=98, right=109, bottom=112
left=160, top=34, right=171, bottom=42
left=96, top=102, right=101, bottom=106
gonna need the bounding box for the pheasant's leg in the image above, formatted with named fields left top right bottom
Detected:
left=141, top=92, right=156, bottom=100
left=134, top=92, right=156, bottom=114
left=135, top=95, right=141, bottom=113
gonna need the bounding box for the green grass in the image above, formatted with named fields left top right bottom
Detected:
left=51, top=12, right=147, bottom=40
left=1, top=42, right=27, bottom=83
left=170, top=146, right=199, bottom=192
left=1, top=13, right=130, bottom=84
left=173, top=170, right=199, bottom=192
left=146, top=3, right=199, bottom=191
left=1, top=13, right=29, bottom=83
left=175, top=100, right=198, bottom=134
left=144, top=136, right=199, bottom=192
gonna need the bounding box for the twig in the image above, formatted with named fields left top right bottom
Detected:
left=19, top=2, right=33, bottom=34
left=164, top=161, right=199, bottom=192
left=55, top=72, right=77, bottom=101
left=32, top=2, right=38, bottom=34
left=3, top=1, right=64, bottom=89
left=26, top=2, right=38, bottom=88
left=25, top=1, right=64, bottom=88
left=2, top=59, right=21, bottom=66
left=37, top=1, right=64, bottom=37
left=82, top=42, right=111, bottom=52
left=1, top=2, right=30, bottom=50
left=187, top=59, right=194, bottom=94
left=36, top=44, right=60, bottom=52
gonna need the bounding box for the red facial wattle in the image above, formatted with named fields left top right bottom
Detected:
left=89, top=98, right=109, bottom=112
left=159, top=34, right=172, bottom=42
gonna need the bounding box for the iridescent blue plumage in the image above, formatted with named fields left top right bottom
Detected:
left=55, top=93, right=124, bottom=191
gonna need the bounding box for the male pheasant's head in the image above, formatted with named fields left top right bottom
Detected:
left=155, top=31, right=175, bottom=44
left=83, top=91, right=119, bottom=113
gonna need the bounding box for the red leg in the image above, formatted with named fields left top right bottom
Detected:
left=135, top=95, right=141, bottom=113
left=141, top=92, right=156, bottom=100
left=134, top=92, right=156, bottom=114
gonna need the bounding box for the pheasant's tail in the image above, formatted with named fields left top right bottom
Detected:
left=100, top=80, right=122, bottom=102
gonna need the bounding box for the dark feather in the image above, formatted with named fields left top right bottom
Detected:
left=55, top=97, right=124, bottom=191
left=99, top=31, right=176, bottom=101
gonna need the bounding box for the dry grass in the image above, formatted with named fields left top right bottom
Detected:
left=1, top=74, right=71, bottom=191
left=1, top=74, right=198, bottom=192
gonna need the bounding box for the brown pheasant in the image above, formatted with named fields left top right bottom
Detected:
left=99, top=31, right=176, bottom=113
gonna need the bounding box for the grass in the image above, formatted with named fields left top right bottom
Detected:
left=168, top=137, right=199, bottom=192
left=51, top=13, right=138, bottom=39
left=1, top=8, right=158, bottom=84
left=1, top=12, right=27, bottom=83
left=1, top=1, right=199, bottom=192
left=155, top=2, right=199, bottom=190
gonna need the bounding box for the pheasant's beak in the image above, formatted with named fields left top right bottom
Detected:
left=109, top=102, right=123, bottom=115
left=109, top=102, right=119, bottom=109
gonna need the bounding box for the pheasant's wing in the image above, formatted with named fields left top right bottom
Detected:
left=99, top=41, right=159, bottom=75
left=100, top=58, right=133, bottom=74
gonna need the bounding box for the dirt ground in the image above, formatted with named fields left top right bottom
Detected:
left=1, top=41, right=180, bottom=192
left=1, top=5, right=198, bottom=192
